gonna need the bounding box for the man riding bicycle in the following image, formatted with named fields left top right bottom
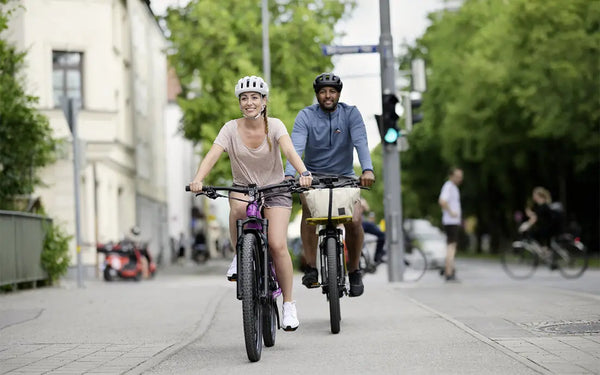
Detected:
left=285, top=72, right=375, bottom=297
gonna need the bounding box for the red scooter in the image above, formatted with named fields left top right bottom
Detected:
left=97, top=240, right=156, bottom=281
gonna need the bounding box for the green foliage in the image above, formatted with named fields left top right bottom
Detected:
left=41, top=220, right=72, bottom=284
left=401, top=0, right=599, bottom=250
left=0, top=0, right=57, bottom=209
left=164, top=0, right=356, bottom=184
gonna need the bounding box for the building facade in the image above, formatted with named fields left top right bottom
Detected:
left=4, top=0, right=171, bottom=271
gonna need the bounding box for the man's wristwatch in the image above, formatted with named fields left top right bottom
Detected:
left=300, top=170, right=312, bottom=177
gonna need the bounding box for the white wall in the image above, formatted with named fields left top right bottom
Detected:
left=5, top=0, right=168, bottom=267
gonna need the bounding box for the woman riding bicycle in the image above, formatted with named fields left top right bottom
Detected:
left=188, top=76, right=312, bottom=331
left=520, top=186, right=555, bottom=248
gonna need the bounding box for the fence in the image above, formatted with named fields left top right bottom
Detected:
left=0, top=210, right=49, bottom=287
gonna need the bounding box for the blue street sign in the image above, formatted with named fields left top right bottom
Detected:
left=321, top=44, right=379, bottom=56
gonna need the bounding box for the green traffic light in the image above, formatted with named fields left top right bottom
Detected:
left=384, top=128, right=399, bottom=143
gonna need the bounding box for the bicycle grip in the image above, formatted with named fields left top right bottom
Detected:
left=185, top=185, right=190, bottom=191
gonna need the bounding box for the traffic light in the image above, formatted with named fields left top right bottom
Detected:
left=403, top=93, right=423, bottom=133
left=377, top=94, right=400, bottom=144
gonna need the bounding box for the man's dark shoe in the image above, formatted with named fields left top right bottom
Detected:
left=348, top=270, right=364, bottom=297
left=445, top=271, right=459, bottom=282
left=302, top=267, right=319, bottom=289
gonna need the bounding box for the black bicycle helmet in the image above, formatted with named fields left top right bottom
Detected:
left=313, top=72, right=343, bottom=93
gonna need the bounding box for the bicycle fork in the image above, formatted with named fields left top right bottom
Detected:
left=319, top=227, right=347, bottom=296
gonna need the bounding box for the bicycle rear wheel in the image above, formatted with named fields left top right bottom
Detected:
left=403, top=247, right=427, bottom=282
left=262, top=299, right=277, bottom=347
left=326, top=237, right=341, bottom=334
left=240, top=234, right=262, bottom=362
left=555, top=240, right=588, bottom=279
left=501, top=241, right=538, bottom=279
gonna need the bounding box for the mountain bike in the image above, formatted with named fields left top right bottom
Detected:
left=303, top=176, right=368, bottom=334
left=359, top=235, right=428, bottom=282
left=187, top=180, right=302, bottom=362
left=501, top=233, right=588, bottom=280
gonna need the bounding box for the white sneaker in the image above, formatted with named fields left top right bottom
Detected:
left=226, top=255, right=237, bottom=282
left=282, top=301, right=299, bottom=331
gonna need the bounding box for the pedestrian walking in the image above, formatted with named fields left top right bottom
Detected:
left=438, top=167, right=463, bottom=281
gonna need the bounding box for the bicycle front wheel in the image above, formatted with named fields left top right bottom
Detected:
left=556, top=241, right=588, bottom=279
left=240, top=234, right=262, bottom=362
left=501, top=241, right=538, bottom=279
left=326, top=237, right=341, bottom=334
left=403, top=247, right=427, bottom=282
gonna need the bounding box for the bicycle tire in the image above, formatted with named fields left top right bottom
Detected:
left=556, top=241, right=588, bottom=279
left=359, top=240, right=377, bottom=274
left=403, top=247, right=427, bottom=282
left=241, top=234, right=262, bottom=362
left=262, top=299, right=277, bottom=347
left=359, top=252, right=377, bottom=274
left=501, top=241, right=538, bottom=279
left=326, top=237, right=341, bottom=334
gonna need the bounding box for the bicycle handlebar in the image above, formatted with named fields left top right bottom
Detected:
left=185, top=175, right=368, bottom=200
left=185, top=179, right=306, bottom=199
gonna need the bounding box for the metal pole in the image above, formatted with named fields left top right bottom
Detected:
left=262, top=0, right=271, bottom=85
left=379, top=0, right=405, bottom=281
left=66, top=98, right=84, bottom=288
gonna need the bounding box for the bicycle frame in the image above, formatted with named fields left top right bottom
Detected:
left=188, top=180, right=304, bottom=361
left=303, top=176, right=366, bottom=334
left=235, top=191, right=270, bottom=302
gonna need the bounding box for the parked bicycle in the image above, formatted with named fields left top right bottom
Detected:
left=501, top=233, right=588, bottom=279
left=302, top=176, right=368, bottom=334
left=360, top=234, right=427, bottom=282
left=186, top=180, right=303, bottom=362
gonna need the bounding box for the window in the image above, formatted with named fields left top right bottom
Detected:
left=52, top=51, right=83, bottom=109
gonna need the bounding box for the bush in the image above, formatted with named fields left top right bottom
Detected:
left=41, top=221, right=72, bottom=284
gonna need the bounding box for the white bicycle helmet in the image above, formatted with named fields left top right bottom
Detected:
left=235, top=76, right=269, bottom=98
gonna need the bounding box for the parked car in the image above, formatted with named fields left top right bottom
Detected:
left=404, top=219, right=447, bottom=269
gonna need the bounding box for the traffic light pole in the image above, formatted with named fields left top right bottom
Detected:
left=379, top=0, right=405, bottom=281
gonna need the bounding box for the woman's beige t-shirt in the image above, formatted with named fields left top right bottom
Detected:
left=214, top=118, right=288, bottom=186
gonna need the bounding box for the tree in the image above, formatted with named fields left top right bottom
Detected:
left=401, top=0, right=599, bottom=251
left=164, top=0, right=356, bottom=184
left=0, top=0, right=56, bottom=209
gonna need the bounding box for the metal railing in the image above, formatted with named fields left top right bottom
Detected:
left=0, top=210, right=49, bottom=288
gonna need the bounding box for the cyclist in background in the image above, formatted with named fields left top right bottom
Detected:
left=189, top=76, right=312, bottom=331
left=520, top=186, right=556, bottom=249
left=285, top=72, right=375, bottom=297
left=360, top=198, right=386, bottom=265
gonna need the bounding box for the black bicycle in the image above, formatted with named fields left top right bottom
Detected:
left=187, top=180, right=302, bottom=362
left=303, top=176, right=368, bottom=334
left=501, top=232, right=588, bottom=279
left=360, top=234, right=427, bottom=282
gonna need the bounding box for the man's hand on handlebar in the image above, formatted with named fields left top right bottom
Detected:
left=360, top=170, right=375, bottom=187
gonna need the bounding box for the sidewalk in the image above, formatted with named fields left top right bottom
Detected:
left=1, top=258, right=599, bottom=374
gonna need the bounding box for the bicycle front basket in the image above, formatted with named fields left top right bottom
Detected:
left=303, top=187, right=360, bottom=219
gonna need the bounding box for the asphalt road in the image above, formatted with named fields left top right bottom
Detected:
left=1, top=257, right=598, bottom=375
left=143, top=258, right=600, bottom=375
